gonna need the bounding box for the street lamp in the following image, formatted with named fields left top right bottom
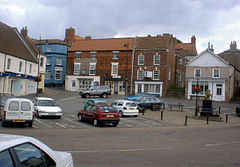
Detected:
left=124, top=43, right=129, bottom=95
left=193, top=73, right=200, bottom=116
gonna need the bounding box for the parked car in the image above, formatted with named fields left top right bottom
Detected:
left=79, top=86, right=111, bottom=98
left=0, top=134, right=74, bottom=167
left=236, top=104, right=240, bottom=116
left=111, top=100, right=139, bottom=117
left=32, top=97, right=62, bottom=119
left=125, top=92, right=160, bottom=101
left=0, top=98, right=34, bottom=127
left=83, top=99, right=106, bottom=110
left=77, top=104, right=120, bottom=127
left=133, top=96, right=164, bottom=111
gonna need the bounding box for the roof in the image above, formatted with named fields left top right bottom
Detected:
left=0, top=22, right=38, bottom=63
left=176, top=42, right=197, bottom=56
left=68, top=38, right=135, bottom=51
left=33, top=39, right=69, bottom=46
left=135, top=35, right=171, bottom=50
left=34, top=97, right=54, bottom=101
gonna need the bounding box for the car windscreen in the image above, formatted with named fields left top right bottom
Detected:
left=38, top=100, right=57, bottom=106
left=126, top=103, right=137, bottom=107
left=99, top=106, right=116, bottom=112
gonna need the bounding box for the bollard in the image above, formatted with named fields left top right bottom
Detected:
left=226, top=114, right=228, bottom=123
left=207, top=115, right=209, bottom=124
left=178, top=102, right=180, bottom=110
left=184, top=115, right=188, bottom=126
left=161, top=110, right=163, bottom=120
left=219, top=107, right=221, bottom=115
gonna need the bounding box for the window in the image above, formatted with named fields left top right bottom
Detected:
left=13, top=143, right=56, bottom=167
left=216, top=84, right=222, bottom=95
left=7, top=58, right=11, bottom=70
left=29, top=64, right=32, bottom=74
left=137, top=70, right=144, bottom=80
left=0, top=150, right=14, bottom=167
left=153, top=70, right=159, bottom=80
left=78, top=79, right=92, bottom=89
left=19, top=61, right=23, bottom=72
left=45, top=70, right=51, bottom=80
left=76, top=52, right=81, bottom=59
left=74, top=63, right=80, bottom=75
left=194, top=69, right=201, bottom=78
left=153, top=54, right=160, bottom=65
left=89, top=63, right=96, bottom=75
left=56, top=58, right=62, bottom=65
left=47, top=47, right=51, bottom=52
left=55, top=70, right=62, bottom=80
left=40, top=57, right=44, bottom=67
left=191, top=81, right=209, bottom=95
left=117, top=101, right=124, bottom=106
left=111, top=63, right=118, bottom=75
left=179, top=58, right=183, bottom=65
left=213, top=69, right=220, bottom=78
left=46, top=58, right=50, bottom=65
left=9, top=101, right=19, bottom=111
left=112, top=51, right=119, bottom=59
left=138, top=54, right=144, bottom=65
left=91, top=51, right=96, bottom=59
left=21, top=102, right=31, bottom=111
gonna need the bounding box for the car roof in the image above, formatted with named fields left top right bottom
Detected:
left=0, top=134, right=54, bottom=154
left=34, top=97, right=54, bottom=101
left=115, top=100, right=136, bottom=103
left=87, top=99, right=106, bottom=102
left=6, top=98, right=32, bottom=102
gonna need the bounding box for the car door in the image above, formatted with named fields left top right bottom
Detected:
left=111, top=101, right=119, bottom=111
left=89, top=105, right=98, bottom=122
left=19, top=100, right=33, bottom=120
left=5, top=100, right=20, bottom=120
left=117, top=101, right=124, bottom=111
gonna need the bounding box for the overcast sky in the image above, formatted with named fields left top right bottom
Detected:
left=1, top=0, right=240, bottom=53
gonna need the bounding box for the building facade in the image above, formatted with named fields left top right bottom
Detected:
left=0, top=22, right=38, bottom=96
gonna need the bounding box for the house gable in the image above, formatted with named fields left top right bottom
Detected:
left=187, top=49, right=229, bottom=67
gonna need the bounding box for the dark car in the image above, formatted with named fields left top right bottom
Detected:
left=125, top=92, right=160, bottom=101
left=77, top=104, right=120, bottom=127
left=133, top=96, right=164, bottom=111
left=236, top=104, right=240, bottom=116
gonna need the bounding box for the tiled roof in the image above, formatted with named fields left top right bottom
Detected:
left=33, top=39, right=69, bottom=46
left=0, top=22, right=38, bottom=63
left=68, top=38, right=135, bottom=51
left=135, top=35, right=171, bottom=49
left=176, top=42, right=197, bottom=55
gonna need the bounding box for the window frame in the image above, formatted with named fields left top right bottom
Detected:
left=91, top=51, right=97, bottom=59
left=89, top=63, right=96, bottom=75
left=112, top=51, right=119, bottom=59
left=138, top=54, right=144, bottom=65
left=76, top=52, right=81, bottom=60
left=55, top=70, right=62, bottom=80
left=56, top=58, right=62, bottom=66
left=153, top=70, right=160, bottom=80
left=111, top=63, right=118, bottom=75
left=74, top=63, right=81, bottom=75
left=153, top=54, right=160, bottom=65
left=137, top=70, right=144, bottom=80
left=7, top=58, right=11, bottom=70
left=194, top=68, right=201, bottom=78
left=212, top=69, right=220, bottom=78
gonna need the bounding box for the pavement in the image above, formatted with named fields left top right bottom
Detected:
left=22, top=87, right=240, bottom=127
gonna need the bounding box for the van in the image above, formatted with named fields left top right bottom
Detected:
left=0, top=98, right=34, bottom=127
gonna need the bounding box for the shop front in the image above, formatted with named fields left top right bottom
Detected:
left=134, top=80, right=163, bottom=97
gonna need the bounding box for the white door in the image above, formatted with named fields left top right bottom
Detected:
left=19, top=100, right=33, bottom=120
left=5, top=101, right=20, bottom=120
left=212, top=83, right=225, bottom=101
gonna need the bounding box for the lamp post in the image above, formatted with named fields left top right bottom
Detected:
left=124, top=43, right=129, bottom=95
left=194, top=74, right=200, bottom=116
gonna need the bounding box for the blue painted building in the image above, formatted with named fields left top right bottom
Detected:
left=35, top=39, right=69, bottom=87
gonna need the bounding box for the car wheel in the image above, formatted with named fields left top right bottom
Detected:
left=102, top=93, right=107, bottom=98
left=85, top=94, right=90, bottom=99
left=28, top=122, right=33, bottom=128
left=112, top=122, right=118, bottom=127
left=93, top=119, right=100, bottom=127
left=78, top=115, right=82, bottom=122
left=119, top=111, right=123, bottom=117
left=57, top=116, right=61, bottom=119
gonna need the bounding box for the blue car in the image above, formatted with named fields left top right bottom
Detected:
left=125, top=92, right=160, bottom=101
left=133, top=96, right=164, bottom=111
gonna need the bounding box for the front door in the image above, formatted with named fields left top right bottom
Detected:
left=213, top=83, right=225, bottom=101
left=114, top=82, right=118, bottom=94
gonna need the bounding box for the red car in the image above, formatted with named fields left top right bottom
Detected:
left=77, top=104, right=120, bottom=127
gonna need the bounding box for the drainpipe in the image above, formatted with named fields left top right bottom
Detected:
left=130, top=37, right=137, bottom=94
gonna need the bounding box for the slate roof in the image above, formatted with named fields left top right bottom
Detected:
left=0, top=22, right=38, bottom=63
left=68, top=38, right=135, bottom=51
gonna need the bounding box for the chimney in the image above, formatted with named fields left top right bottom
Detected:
left=191, top=35, right=196, bottom=45
left=21, top=26, right=28, bottom=38
left=64, top=27, right=75, bottom=45
left=208, top=42, right=214, bottom=52
left=85, top=36, right=92, bottom=40
left=230, top=41, right=237, bottom=51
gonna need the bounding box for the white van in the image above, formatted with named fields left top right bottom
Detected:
left=1, top=98, right=34, bottom=127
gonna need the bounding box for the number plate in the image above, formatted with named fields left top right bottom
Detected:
left=106, top=115, right=114, bottom=118
left=13, top=120, right=25, bottom=122
left=130, top=108, right=134, bottom=110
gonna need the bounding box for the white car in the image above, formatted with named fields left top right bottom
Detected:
left=111, top=100, right=139, bottom=117
left=0, top=134, right=74, bottom=167
left=32, top=97, right=62, bottom=119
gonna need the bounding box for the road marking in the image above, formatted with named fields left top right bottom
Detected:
left=34, top=118, right=52, bottom=128
left=205, top=141, right=240, bottom=147
left=56, top=122, right=67, bottom=128
left=66, top=115, right=94, bottom=128
left=67, top=147, right=170, bottom=153
left=69, top=114, right=78, bottom=119
left=121, top=118, right=151, bottom=127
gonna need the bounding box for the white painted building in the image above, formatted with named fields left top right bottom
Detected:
left=185, top=49, right=237, bottom=102
left=0, top=22, right=38, bottom=96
